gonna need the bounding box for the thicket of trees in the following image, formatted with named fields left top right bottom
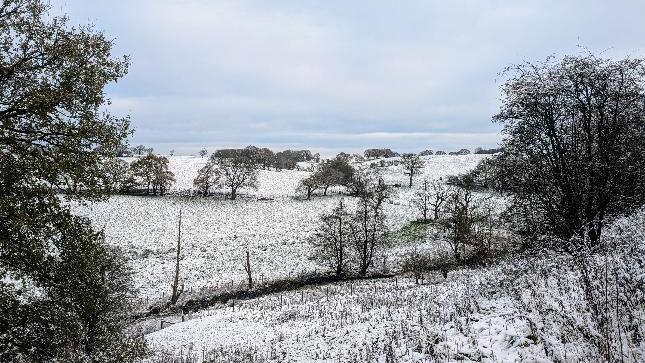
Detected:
left=311, top=174, right=391, bottom=276
left=115, top=144, right=153, bottom=157
left=447, top=157, right=500, bottom=190
left=448, top=148, right=471, bottom=155
left=297, top=156, right=355, bottom=199
left=212, top=146, right=316, bottom=171
left=0, top=1, right=146, bottom=360
left=364, top=148, right=399, bottom=159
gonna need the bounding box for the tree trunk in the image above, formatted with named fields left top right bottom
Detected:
left=244, top=250, right=253, bottom=289
left=171, top=209, right=183, bottom=305
left=336, top=215, right=343, bottom=276
left=409, top=171, right=413, bottom=188
left=230, top=186, right=237, bottom=200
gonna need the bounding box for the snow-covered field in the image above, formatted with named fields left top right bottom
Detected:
left=73, top=155, right=487, bottom=300
left=144, top=227, right=645, bottom=362
left=144, top=260, right=547, bottom=362
left=72, top=154, right=645, bottom=362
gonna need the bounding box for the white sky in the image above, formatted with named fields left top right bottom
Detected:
left=54, top=0, right=645, bottom=156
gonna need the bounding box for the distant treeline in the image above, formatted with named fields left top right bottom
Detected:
left=120, top=145, right=502, bottom=160
left=112, top=144, right=504, bottom=196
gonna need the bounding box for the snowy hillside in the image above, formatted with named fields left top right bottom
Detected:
left=70, top=154, right=645, bottom=362
left=73, top=155, right=486, bottom=300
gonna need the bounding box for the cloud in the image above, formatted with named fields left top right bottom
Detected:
left=57, top=0, right=645, bottom=154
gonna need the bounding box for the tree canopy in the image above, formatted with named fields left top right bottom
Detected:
left=494, top=54, right=645, bottom=249
left=1, top=1, right=145, bottom=360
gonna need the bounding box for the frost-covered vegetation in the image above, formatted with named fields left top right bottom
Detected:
left=72, top=154, right=487, bottom=301
left=4, top=0, right=645, bottom=360
left=142, top=209, right=645, bottom=363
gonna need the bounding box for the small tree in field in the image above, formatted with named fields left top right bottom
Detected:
left=318, top=156, right=355, bottom=195
left=193, top=161, right=221, bottom=195
left=216, top=154, right=259, bottom=200
left=311, top=200, right=352, bottom=276
left=297, top=173, right=320, bottom=200
left=495, top=54, right=645, bottom=250
left=199, top=148, right=208, bottom=158
left=129, top=154, right=175, bottom=195
left=401, top=153, right=424, bottom=187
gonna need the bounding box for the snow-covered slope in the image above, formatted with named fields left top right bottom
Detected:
left=73, top=155, right=486, bottom=300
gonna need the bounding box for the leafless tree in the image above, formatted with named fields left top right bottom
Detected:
left=193, top=160, right=221, bottom=195
left=310, top=200, right=352, bottom=276
left=350, top=176, right=391, bottom=275
left=199, top=148, right=208, bottom=158
left=401, top=153, right=424, bottom=187
left=412, top=179, right=449, bottom=221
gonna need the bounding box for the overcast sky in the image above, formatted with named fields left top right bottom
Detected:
left=53, top=0, right=645, bottom=156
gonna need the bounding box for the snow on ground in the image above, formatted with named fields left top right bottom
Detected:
left=144, top=262, right=549, bottom=362
left=73, top=155, right=486, bottom=301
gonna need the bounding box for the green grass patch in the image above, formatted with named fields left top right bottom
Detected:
left=389, top=219, right=433, bottom=245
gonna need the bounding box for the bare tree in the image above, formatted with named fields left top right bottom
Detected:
left=193, top=161, right=221, bottom=195
left=243, top=250, right=253, bottom=289
left=170, top=209, right=184, bottom=305
left=310, top=200, right=352, bottom=276
left=349, top=176, right=391, bottom=275
left=413, top=179, right=430, bottom=221
left=401, top=153, right=424, bottom=187
left=413, top=179, right=449, bottom=222
left=297, top=173, right=320, bottom=200
left=438, top=188, right=493, bottom=264
left=199, top=148, right=208, bottom=158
